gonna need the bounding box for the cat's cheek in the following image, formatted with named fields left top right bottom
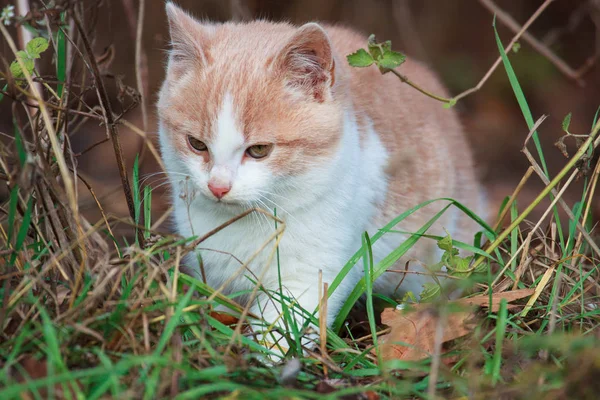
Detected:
left=234, top=164, right=272, bottom=200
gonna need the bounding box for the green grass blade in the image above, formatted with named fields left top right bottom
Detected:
left=492, top=15, right=564, bottom=247
left=333, top=203, right=453, bottom=331
left=14, top=122, right=27, bottom=168
left=384, top=231, right=497, bottom=262
left=329, top=197, right=495, bottom=324
left=7, top=186, right=18, bottom=244
left=87, top=351, right=120, bottom=400
left=133, top=154, right=141, bottom=245
left=362, top=233, right=381, bottom=367
left=154, top=288, right=194, bottom=356
left=56, top=12, right=67, bottom=98
left=510, top=200, right=518, bottom=271
left=175, top=382, right=244, bottom=399
left=10, top=196, right=33, bottom=266
left=206, top=315, right=276, bottom=355
left=491, top=298, right=508, bottom=385
left=492, top=17, right=547, bottom=176
left=143, top=185, right=152, bottom=239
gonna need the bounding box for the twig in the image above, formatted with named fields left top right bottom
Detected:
left=134, top=0, right=148, bottom=131
left=0, top=21, right=80, bottom=224
left=187, top=207, right=283, bottom=250
left=479, top=0, right=585, bottom=86
left=452, top=0, right=555, bottom=102
left=473, top=117, right=600, bottom=271
left=522, top=127, right=600, bottom=257
left=493, top=166, right=535, bottom=231
left=388, top=69, right=453, bottom=104
left=72, top=11, right=144, bottom=246
left=428, top=309, right=446, bottom=399
left=386, top=0, right=559, bottom=105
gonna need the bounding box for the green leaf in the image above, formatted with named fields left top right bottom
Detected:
left=448, top=256, right=472, bottom=278
left=511, top=42, right=521, bottom=53
left=367, top=34, right=383, bottom=60
left=365, top=34, right=406, bottom=73
left=25, top=37, right=49, bottom=58
left=378, top=49, right=406, bottom=70
left=143, top=186, right=152, bottom=240
left=562, top=112, right=572, bottom=133
left=56, top=13, right=67, bottom=98
left=13, top=121, right=26, bottom=167
left=437, top=233, right=454, bottom=252
left=330, top=197, right=495, bottom=332
left=428, top=261, right=445, bottom=273
left=9, top=51, right=34, bottom=79
left=443, top=98, right=457, bottom=109
left=420, top=282, right=441, bottom=302
left=474, top=260, right=488, bottom=273
left=347, top=48, right=374, bottom=67
left=401, top=291, right=417, bottom=303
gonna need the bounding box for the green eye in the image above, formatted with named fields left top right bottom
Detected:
left=188, top=136, right=207, bottom=152
left=246, top=144, right=273, bottom=159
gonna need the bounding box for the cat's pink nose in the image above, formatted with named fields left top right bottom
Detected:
left=208, top=183, right=231, bottom=199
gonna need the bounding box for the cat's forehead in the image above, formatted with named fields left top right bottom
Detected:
left=166, top=60, right=288, bottom=141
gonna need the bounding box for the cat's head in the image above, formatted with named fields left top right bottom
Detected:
left=157, top=3, right=346, bottom=213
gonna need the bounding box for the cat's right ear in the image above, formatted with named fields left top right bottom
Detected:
left=165, top=2, right=208, bottom=75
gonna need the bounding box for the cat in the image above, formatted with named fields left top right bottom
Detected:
left=157, top=2, right=487, bottom=355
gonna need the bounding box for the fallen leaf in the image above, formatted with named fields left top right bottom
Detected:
left=209, top=311, right=240, bottom=326
left=56, top=286, right=71, bottom=305
left=377, top=289, right=534, bottom=362
left=454, top=288, right=535, bottom=312
left=11, top=355, right=81, bottom=398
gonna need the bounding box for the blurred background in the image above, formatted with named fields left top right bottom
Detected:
left=1, top=0, right=599, bottom=238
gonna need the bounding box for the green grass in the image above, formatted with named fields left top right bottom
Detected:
left=1, top=3, right=600, bottom=399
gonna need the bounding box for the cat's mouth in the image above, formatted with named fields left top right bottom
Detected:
left=206, top=195, right=248, bottom=210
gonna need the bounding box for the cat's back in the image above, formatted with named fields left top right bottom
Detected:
left=324, top=24, right=484, bottom=238
left=324, top=24, right=465, bottom=151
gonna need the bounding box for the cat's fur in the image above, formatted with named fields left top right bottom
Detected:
left=157, top=3, right=486, bottom=350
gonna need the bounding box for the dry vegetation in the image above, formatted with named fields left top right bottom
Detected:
left=1, top=0, right=600, bottom=399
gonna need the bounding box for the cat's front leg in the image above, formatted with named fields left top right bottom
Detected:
left=248, top=272, right=350, bottom=361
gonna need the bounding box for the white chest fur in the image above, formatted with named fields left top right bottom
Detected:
left=160, top=109, right=390, bottom=322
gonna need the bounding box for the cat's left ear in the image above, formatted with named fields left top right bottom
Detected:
left=275, top=23, right=335, bottom=102
left=165, top=2, right=210, bottom=77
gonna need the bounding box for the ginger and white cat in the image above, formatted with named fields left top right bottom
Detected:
left=158, top=3, right=486, bottom=352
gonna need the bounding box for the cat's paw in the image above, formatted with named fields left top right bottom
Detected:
left=251, top=325, right=320, bottom=365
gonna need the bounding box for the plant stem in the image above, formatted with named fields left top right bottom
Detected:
left=473, top=118, right=600, bottom=270
left=388, top=69, right=454, bottom=104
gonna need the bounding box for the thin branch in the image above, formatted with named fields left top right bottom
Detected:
left=389, top=69, right=453, bottom=104
left=479, top=0, right=585, bottom=86
left=135, top=0, right=148, bottom=131
left=72, top=11, right=144, bottom=246
left=453, top=0, right=555, bottom=102
left=0, top=21, right=80, bottom=221
left=472, top=117, right=600, bottom=270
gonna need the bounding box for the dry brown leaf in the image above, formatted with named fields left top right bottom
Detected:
left=454, top=288, right=535, bottom=312
left=209, top=311, right=240, bottom=326
left=377, top=289, right=534, bottom=362
left=12, top=355, right=81, bottom=398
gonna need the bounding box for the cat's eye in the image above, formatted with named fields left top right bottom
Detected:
left=246, top=144, right=273, bottom=159
left=187, top=136, right=207, bottom=152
